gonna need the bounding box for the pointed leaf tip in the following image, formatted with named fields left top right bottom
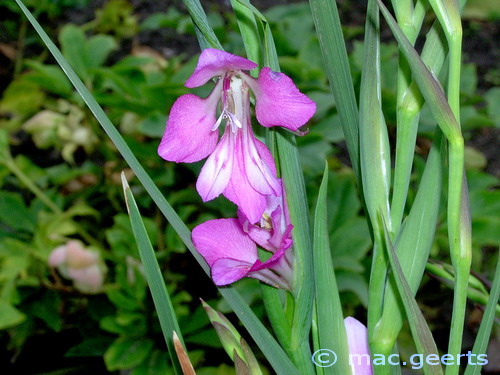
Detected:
left=173, top=330, right=196, bottom=375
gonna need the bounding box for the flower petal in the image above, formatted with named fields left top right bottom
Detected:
left=344, top=317, right=373, bottom=375
left=223, top=134, right=266, bottom=224
left=241, top=126, right=281, bottom=196
left=237, top=209, right=272, bottom=250
left=211, top=258, right=253, bottom=286
left=68, top=264, right=104, bottom=294
left=247, top=67, right=316, bottom=131
left=192, top=218, right=258, bottom=267
left=185, top=49, right=257, bottom=88
left=158, top=93, right=219, bottom=163
left=48, top=245, right=67, bottom=267
left=196, top=130, right=234, bottom=201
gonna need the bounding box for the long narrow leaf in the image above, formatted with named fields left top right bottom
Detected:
left=464, top=254, right=500, bottom=375
left=230, top=0, right=262, bottom=66
left=122, top=174, right=183, bottom=375
left=308, top=0, right=360, bottom=182
left=359, top=1, right=392, bottom=352
left=16, top=2, right=298, bottom=373
left=381, top=217, right=444, bottom=375
left=183, top=0, right=223, bottom=50
left=313, top=164, right=351, bottom=375
left=376, top=0, right=460, bottom=144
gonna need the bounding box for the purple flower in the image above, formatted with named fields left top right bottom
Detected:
left=238, top=179, right=292, bottom=253
left=192, top=181, right=293, bottom=289
left=158, top=49, right=315, bottom=223
left=344, top=317, right=373, bottom=375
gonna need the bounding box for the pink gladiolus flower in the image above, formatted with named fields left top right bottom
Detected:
left=192, top=181, right=293, bottom=289
left=192, top=218, right=293, bottom=289
left=158, top=48, right=315, bottom=223
left=344, top=317, right=373, bottom=375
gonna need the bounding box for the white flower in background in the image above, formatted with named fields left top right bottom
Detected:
left=49, top=240, right=106, bottom=294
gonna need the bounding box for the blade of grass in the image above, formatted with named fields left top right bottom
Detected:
left=183, top=0, right=223, bottom=50
left=464, top=254, right=500, bottom=375
left=380, top=216, right=444, bottom=375
left=121, top=174, right=183, bottom=375
left=16, top=2, right=298, bottom=373
left=308, top=0, right=360, bottom=183
left=313, top=164, right=351, bottom=375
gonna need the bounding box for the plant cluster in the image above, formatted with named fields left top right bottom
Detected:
left=0, top=0, right=498, bottom=374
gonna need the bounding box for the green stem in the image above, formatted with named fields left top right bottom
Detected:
left=5, top=159, right=62, bottom=214
left=261, top=285, right=292, bottom=353
left=432, top=3, right=471, bottom=373
left=390, top=2, right=425, bottom=233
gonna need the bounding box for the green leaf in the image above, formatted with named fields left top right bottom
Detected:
left=183, top=0, right=223, bottom=50
left=373, top=131, right=444, bottom=356
left=376, top=0, right=461, bottom=141
left=104, top=337, right=154, bottom=371
left=360, top=0, right=392, bottom=347
left=327, top=170, right=361, bottom=229
left=67, top=337, right=113, bottom=357
left=231, top=0, right=262, bottom=66
left=485, top=87, right=500, bottom=127
left=24, top=61, right=72, bottom=97
left=464, top=254, right=500, bottom=375
left=122, top=174, right=183, bottom=374
left=59, top=25, right=89, bottom=80
left=137, top=112, right=167, bottom=138
left=0, top=302, right=26, bottom=330
left=359, top=0, right=391, bottom=227
left=313, top=164, right=351, bottom=375
left=308, top=0, right=360, bottom=181
left=0, top=191, right=36, bottom=232
left=85, top=34, right=118, bottom=69
left=380, top=217, right=444, bottom=375
left=131, top=349, right=170, bottom=375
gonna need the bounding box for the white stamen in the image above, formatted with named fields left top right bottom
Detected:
left=227, top=112, right=243, bottom=133
left=211, top=110, right=225, bottom=131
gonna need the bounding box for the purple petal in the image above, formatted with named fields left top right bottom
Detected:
left=249, top=240, right=290, bottom=272
left=211, top=258, right=253, bottom=285
left=241, top=126, right=281, bottom=196
left=237, top=209, right=272, bottom=250
left=185, top=49, right=257, bottom=88
left=247, top=67, right=316, bottom=131
left=192, top=219, right=258, bottom=267
left=158, top=93, right=219, bottom=163
left=344, top=317, right=373, bottom=375
left=196, top=130, right=234, bottom=201
left=223, top=134, right=266, bottom=224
